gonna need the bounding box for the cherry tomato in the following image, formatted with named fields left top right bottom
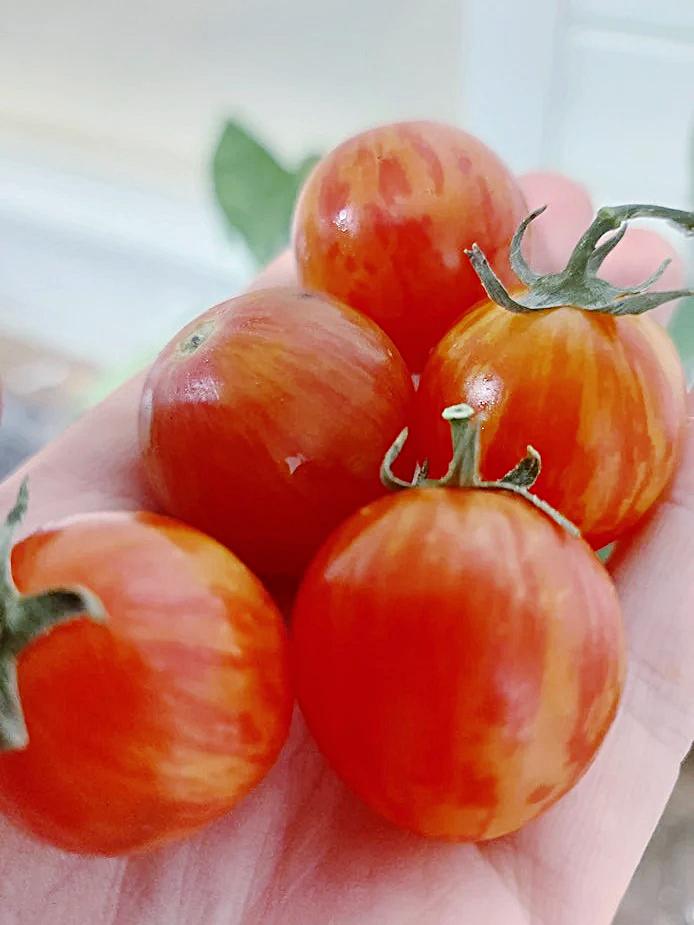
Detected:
left=293, top=120, right=529, bottom=369
left=140, top=287, right=413, bottom=580
left=414, top=302, right=686, bottom=549
left=0, top=509, right=292, bottom=855
left=292, top=488, right=624, bottom=841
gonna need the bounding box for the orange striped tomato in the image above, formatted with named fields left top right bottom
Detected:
left=292, top=120, right=529, bottom=370
left=414, top=303, right=686, bottom=548
left=0, top=511, right=292, bottom=855
left=292, top=489, right=624, bottom=841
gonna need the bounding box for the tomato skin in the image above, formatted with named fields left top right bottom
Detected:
left=292, top=120, right=529, bottom=370
left=292, top=489, right=624, bottom=841
left=0, top=512, right=292, bottom=856
left=414, top=303, right=687, bottom=548
left=140, top=287, right=413, bottom=580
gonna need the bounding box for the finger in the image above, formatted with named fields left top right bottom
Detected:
left=599, top=227, right=686, bottom=326
left=608, top=385, right=694, bottom=758
left=518, top=173, right=687, bottom=327
left=518, top=171, right=594, bottom=273
left=247, top=250, right=297, bottom=291
left=0, top=373, right=150, bottom=534
left=492, top=389, right=694, bottom=924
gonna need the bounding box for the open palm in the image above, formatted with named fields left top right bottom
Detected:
left=0, top=180, right=692, bottom=924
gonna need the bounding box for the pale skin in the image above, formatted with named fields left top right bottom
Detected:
left=0, top=176, right=692, bottom=924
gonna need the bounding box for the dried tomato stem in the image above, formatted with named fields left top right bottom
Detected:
left=466, top=202, right=694, bottom=316
left=0, top=481, right=105, bottom=751
left=381, top=405, right=579, bottom=537
left=439, top=404, right=481, bottom=487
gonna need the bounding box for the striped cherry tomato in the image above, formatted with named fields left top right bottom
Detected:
left=0, top=493, right=292, bottom=855
left=293, top=120, right=529, bottom=369
left=292, top=485, right=624, bottom=840
left=415, top=204, right=692, bottom=547
left=416, top=306, right=685, bottom=548
left=140, top=288, right=414, bottom=580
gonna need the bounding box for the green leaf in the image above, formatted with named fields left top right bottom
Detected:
left=295, top=153, right=321, bottom=188
left=212, top=120, right=320, bottom=266
left=597, top=543, right=615, bottom=564
left=669, top=294, right=694, bottom=387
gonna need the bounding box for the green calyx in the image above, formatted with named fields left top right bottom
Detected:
left=381, top=404, right=579, bottom=537
left=466, top=203, right=694, bottom=316
left=0, top=481, right=106, bottom=751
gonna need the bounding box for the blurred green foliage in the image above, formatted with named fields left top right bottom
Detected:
left=670, top=295, right=694, bottom=386
left=674, top=126, right=694, bottom=384
left=212, top=120, right=320, bottom=266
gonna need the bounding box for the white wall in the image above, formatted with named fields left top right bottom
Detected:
left=0, top=0, right=463, bottom=194
left=0, top=0, right=691, bottom=365
left=463, top=0, right=694, bottom=207
left=0, top=0, right=464, bottom=363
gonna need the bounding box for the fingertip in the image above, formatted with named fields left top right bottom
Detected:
left=518, top=171, right=594, bottom=217
left=517, top=172, right=594, bottom=273
left=599, top=228, right=686, bottom=326
left=246, top=250, right=298, bottom=292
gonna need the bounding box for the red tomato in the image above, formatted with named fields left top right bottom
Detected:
left=0, top=511, right=292, bottom=855
left=140, top=287, right=413, bottom=579
left=292, top=489, right=624, bottom=841
left=414, top=304, right=686, bottom=548
left=293, top=120, right=529, bottom=369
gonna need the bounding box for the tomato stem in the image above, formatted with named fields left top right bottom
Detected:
left=381, top=405, right=579, bottom=537
left=439, top=403, right=481, bottom=486
left=0, top=481, right=106, bottom=751
left=466, top=202, right=694, bottom=316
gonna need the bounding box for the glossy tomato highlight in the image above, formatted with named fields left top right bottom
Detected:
left=293, top=120, right=529, bottom=369
left=140, top=288, right=414, bottom=579
left=0, top=506, right=292, bottom=855
left=415, top=202, right=692, bottom=547
left=292, top=488, right=624, bottom=841
left=415, top=305, right=686, bottom=548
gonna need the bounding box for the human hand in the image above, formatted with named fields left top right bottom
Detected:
left=0, top=175, right=691, bottom=924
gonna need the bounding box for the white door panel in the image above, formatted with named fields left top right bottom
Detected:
left=569, top=0, right=694, bottom=32
left=464, top=0, right=693, bottom=213
left=553, top=28, right=694, bottom=205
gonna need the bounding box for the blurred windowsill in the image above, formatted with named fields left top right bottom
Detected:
left=0, top=139, right=254, bottom=367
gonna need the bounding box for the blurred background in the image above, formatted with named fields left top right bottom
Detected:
left=0, top=0, right=692, bottom=920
